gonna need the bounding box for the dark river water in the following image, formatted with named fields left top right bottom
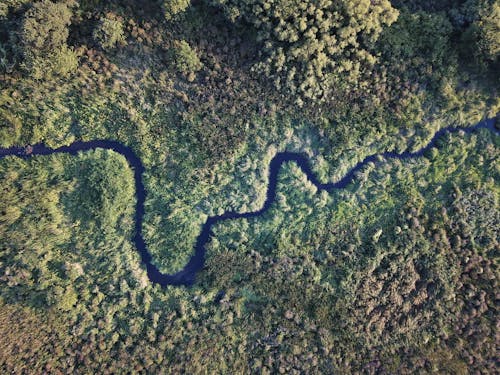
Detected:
left=0, top=118, right=497, bottom=286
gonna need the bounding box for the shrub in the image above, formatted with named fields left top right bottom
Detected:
left=163, top=0, right=191, bottom=20
left=212, top=0, right=399, bottom=102
left=172, top=40, right=202, bottom=74
left=20, top=0, right=74, bottom=54
left=27, top=44, right=79, bottom=79
left=19, top=0, right=78, bottom=78
left=93, top=13, right=126, bottom=50
left=460, top=1, right=499, bottom=71
left=68, top=149, right=135, bottom=232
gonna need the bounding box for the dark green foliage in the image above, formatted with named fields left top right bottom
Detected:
left=380, top=11, right=453, bottom=74
left=377, top=10, right=457, bottom=106
left=460, top=1, right=499, bottom=72
left=391, top=0, right=499, bottom=78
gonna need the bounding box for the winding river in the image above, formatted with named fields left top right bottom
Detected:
left=0, top=118, right=498, bottom=286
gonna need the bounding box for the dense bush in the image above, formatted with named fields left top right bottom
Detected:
left=0, top=0, right=31, bottom=18
left=20, top=0, right=73, bottom=52
left=212, top=0, right=398, bottom=102
left=163, top=0, right=191, bottom=20
left=26, top=44, right=79, bottom=79
left=391, top=0, right=499, bottom=76
left=460, top=1, right=499, bottom=72
left=378, top=10, right=455, bottom=95
left=172, top=39, right=202, bottom=74
left=93, top=13, right=126, bottom=50
left=0, top=0, right=498, bottom=373
left=66, top=149, right=135, bottom=232
left=2, top=121, right=497, bottom=374
left=18, top=0, right=78, bottom=78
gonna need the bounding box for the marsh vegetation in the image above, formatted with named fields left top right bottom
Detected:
left=0, top=0, right=498, bottom=372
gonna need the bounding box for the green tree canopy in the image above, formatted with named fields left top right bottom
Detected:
left=163, top=0, right=191, bottom=20
left=93, top=12, right=126, bottom=50
left=0, top=0, right=31, bottom=18
left=466, top=1, right=500, bottom=70
left=172, top=39, right=202, bottom=74
left=212, top=0, right=399, bottom=102
left=20, top=0, right=74, bottom=53
left=18, top=0, right=78, bottom=78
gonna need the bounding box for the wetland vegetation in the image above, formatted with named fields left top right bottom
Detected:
left=0, top=0, right=498, bottom=372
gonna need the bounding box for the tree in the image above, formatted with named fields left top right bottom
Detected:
left=212, top=0, right=399, bottom=102
left=0, top=0, right=31, bottom=19
left=461, top=1, right=500, bottom=72
left=172, top=40, right=202, bottom=74
left=26, top=44, right=79, bottom=79
left=18, top=0, right=78, bottom=78
left=163, top=0, right=191, bottom=20
left=93, top=13, right=126, bottom=50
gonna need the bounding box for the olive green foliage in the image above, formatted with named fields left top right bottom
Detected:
left=27, top=45, right=79, bottom=79
left=0, top=156, right=73, bottom=311
left=461, top=1, right=500, bottom=70
left=0, top=151, right=135, bottom=314
left=65, top=149, right=135, bottom=232
left=172, top=39, right=202, bottom=74
left=20, top=0, right=73, bottom=52
left=201, top=130, right=499, bottom=372
left=0, top=130, right=497, bottom=373
left=0, top=0, right=498, bottom=372
left=0, top=0, right=30, bottom=18
left=213, top=0, right=398, bottom=101
left=19, top=0, right=78, bottom=78
left=163, top=0, right=191, bottom=20
left=93, top=13, right=126, bottom=50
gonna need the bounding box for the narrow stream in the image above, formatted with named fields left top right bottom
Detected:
left=0, top=118, right=497, bottom=286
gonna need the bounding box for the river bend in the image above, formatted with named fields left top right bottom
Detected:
left=0, top=118, right=498, bottom=286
